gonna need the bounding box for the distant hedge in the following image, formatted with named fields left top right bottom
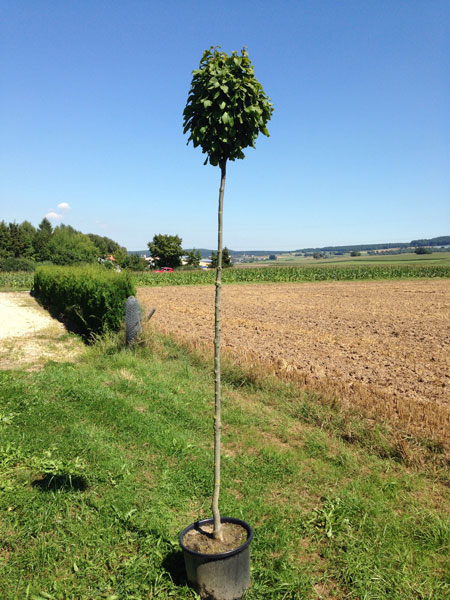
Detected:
left=33, top=265, right=135, bottom=337
left=0, top=257, right=36, bottom=272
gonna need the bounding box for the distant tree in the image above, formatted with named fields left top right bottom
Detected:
left=0, top=221, right=11, bottom=258
left=47, top=225, right=98, bottom=265
left=88, top=233, right=125, bottom=258
left=120, top=253, right=147, bottom=271
left=211, top=246, right=232, bottom=268
left=185, top=248, right=201, bottom=267
left=34, top=218, right=53, bottom=261
left=350, top=251, right=361, bottom=257
left=414, top=247, right=432, bottom=254
left=148, top=234, right=183, bottom=268
left=8, top=221, right=35, bottom=258
left=269, top=254, right=277, bottom=260
left=313, top=252, right=324, bottom=259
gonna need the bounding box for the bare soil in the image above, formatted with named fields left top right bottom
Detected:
left=183, top=522, right=248, bottom=554
left=138, top=279, right=450, bottom=445
left=0, top=292, right=83, bottom=369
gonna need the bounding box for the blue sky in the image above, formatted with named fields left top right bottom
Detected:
left=1, top=0, right=449, bottom=251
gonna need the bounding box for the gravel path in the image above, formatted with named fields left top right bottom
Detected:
left=0, top=292, right=58, bottom=339
left=0, top=292, right=82, bottom=369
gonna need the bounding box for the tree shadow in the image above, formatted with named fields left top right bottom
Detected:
left=162, top=549, right=188, bottom=587
left=32, top=473, right=88, bottom=492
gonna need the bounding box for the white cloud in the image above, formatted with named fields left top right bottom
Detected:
left=57, top=202, right=71, bottom=211
left=45, top=211, right=63, bottom=221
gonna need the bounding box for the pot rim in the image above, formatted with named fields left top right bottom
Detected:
left=179, top=516, right=253, bottom=559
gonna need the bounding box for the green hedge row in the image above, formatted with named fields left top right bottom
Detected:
left=0, top=257, right=36, bottom=272
left=33, top=265, right=136, bottom=337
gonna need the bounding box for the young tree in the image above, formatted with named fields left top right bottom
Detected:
left=148, top=234, right=183, bottom=268
left=183, top=47, right=273, bottom=540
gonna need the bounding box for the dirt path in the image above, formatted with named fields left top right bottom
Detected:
left=0, top=292, right=83, bottom=369
left=138, top=279, right=450, bottom=444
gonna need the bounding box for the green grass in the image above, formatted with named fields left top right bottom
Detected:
left=271, top=251, right=450, bottom=267
left=1, top=333, right=448, bottom=599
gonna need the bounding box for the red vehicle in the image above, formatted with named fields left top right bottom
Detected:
left=153, top=267, right=174, bottom=273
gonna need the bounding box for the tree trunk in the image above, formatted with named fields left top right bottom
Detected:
left=212, top=158, right=227, bottom=541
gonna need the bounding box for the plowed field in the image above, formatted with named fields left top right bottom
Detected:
left=138, top=279, right=450, bottom=445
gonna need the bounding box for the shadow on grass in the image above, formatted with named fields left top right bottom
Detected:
left=162, top=549, right=188, bottom=587
left=32, top=473, right=88, bottom=492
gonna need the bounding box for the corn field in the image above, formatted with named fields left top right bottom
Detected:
left=0, top=272, right=34, bottom=290
left=133, top=264, right=450, bottom=287
left=2, top=264, right=449, bottom=291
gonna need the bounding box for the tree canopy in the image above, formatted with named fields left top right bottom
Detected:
left=0, top=219, right=126, bottom=268
left=148, top=234, right=183, bottom=268
left=183, top=47, right=274, bottom=166
left=211, top=247, right=232, bottom=268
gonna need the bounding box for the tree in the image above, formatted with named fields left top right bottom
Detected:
left=183, top=47, right=273, bottom=541
left=269, top=254, right=276, bottom=260
left=185, top=248, right=201, bottom=267
left=350, top=250, right=361, bottom=257
left=211, top=246, right=232, bottom=268
left=88, top=233, right=125, bottom=258
left=34, top=218, right=53, bottom=262
left=415, top=246, right=432, bottom=254
left=0, top=221, right=11, bottom=258
left=148, top=234, right=183, bottom=268
left=119, top=253, right=147, bottom=271
left=47, top=224, right=98, bottom=265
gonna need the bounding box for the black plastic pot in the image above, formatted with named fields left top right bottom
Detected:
left=179, top=517, right=253, bottom=600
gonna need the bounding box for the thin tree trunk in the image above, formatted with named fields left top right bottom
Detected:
left=212, top=158, right=227, bottom=540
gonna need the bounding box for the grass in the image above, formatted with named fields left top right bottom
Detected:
left=1, top=331, right=449, bottom=599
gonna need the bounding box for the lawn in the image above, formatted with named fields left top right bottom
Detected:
left=1, top=332, right=449, bottom=599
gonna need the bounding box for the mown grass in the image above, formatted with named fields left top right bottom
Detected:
left=1, top=332, right=449, bottom=599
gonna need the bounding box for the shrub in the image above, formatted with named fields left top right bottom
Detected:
left=0, top=257, right=36, bottom=272
left=33, top=265, right=135, bottom=337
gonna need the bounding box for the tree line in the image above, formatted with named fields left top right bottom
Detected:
left=148, top=233, right=232, bottom=268
left=0, top=221, right=233, bottom=271
left=0, top=219, right=126, bottom=270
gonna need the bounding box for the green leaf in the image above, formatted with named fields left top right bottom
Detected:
left=221, top=112, right=229, bottom=124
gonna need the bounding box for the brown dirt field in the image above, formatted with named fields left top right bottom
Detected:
left=138, top=279, right=450, bottom=446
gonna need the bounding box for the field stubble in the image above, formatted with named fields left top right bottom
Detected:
left=138, top=279, right=450, bottom=449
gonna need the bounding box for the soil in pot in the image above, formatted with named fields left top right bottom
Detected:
left=183, top=522, right=248, bottom=554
